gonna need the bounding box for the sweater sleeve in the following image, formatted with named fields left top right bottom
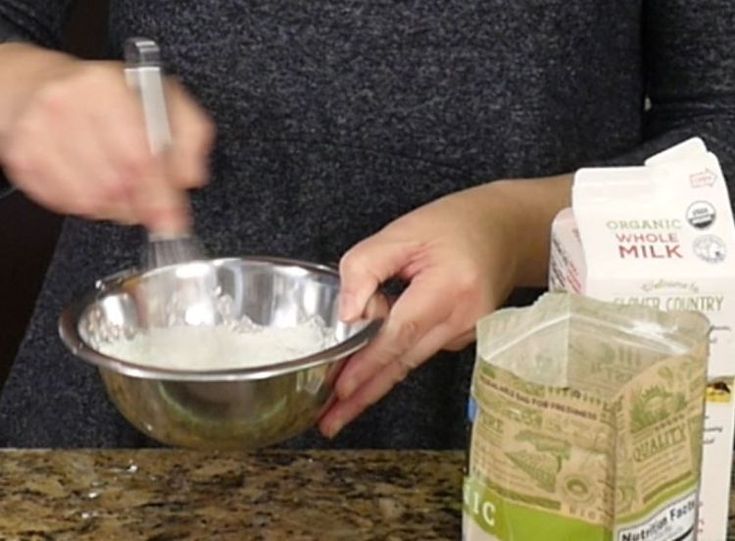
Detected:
left=0, top=0, right=75, bottom=48
left=600, top=0, right=735, bottom=181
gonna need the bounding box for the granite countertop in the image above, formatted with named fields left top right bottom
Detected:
left=0, top=450, right=462, bottom=540
left=1, top=449, right=733, bottom=540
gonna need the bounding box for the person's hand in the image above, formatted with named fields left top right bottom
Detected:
left=318, top=175, right=572, bottom=438
left=318, top=182, right=527, bottom=438
left=0, top=58, right=214, bottom=233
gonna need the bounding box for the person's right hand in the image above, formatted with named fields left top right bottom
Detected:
left=0, top=59, right=215, bottom=233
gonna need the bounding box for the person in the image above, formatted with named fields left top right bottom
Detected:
left=0, top=1, right=733, bottom=448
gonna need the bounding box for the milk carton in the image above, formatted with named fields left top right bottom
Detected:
left=549, top=138, right=735, bottom=541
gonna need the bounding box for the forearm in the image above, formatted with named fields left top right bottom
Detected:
left=473, top=174, right=573, bottom=289
left=0, top=42, right=76, bottom=138
left=500, top=174, right=572, bottom=288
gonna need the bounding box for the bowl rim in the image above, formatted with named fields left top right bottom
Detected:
left=58, top=256, right=382, bottom=382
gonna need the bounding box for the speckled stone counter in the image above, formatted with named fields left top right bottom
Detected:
left=2, top=450, right=735, bottom=540
left=0, top=450, right=462, bottom=540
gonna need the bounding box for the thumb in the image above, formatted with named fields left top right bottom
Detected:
left=338, top=234, right=416, bottom=322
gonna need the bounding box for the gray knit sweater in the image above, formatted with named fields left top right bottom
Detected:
left=0, top=0, right=733, bottom=448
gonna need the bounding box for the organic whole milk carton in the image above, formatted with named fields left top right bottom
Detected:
left=463, top=293, right=710, bottom=541
left=549, top=137, right=735, bottom=541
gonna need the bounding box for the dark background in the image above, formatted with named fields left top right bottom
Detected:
left=0, top=1, right=108, bottom=387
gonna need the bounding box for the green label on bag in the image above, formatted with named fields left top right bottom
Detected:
left=463, top=476, right=609, bottom=540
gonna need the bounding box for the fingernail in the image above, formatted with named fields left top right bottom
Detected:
left=326, top=419, right=344, bottom=439
left=337, top=379, right=356, bottom=401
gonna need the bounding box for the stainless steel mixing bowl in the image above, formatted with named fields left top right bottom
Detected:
left=59, top=257, right=381, bottom=450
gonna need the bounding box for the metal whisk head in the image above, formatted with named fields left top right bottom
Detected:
left=141, top=232, right=207, bottom=270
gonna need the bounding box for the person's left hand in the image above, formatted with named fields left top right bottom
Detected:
left=318, top=181, right=534, bottom=438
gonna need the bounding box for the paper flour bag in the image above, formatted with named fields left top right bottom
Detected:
left=463, top=293, right=709, bottom=541
left=549, top=138, right=735, bottom=540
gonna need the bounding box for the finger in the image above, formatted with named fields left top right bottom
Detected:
left=319, top=360, right=409, bottom=438
left=56, top=110, right=138, bottom=223
left=322, top=292, right=387, bottom=419
left=1, top=136, right=69, bottom=214
left=363, top=291, right=390, bottom=321
left=0, top=95, right=100, bottom=216
left=13, top=121, right=101, bottom=216
left=89, top=82, right=154, bottom=219
left=5, top=162, right=71, bottom=215
left=132, top=156, right=192, bottom=234
left=166, top=81, right=215, bottom=189
left=90, top=83, right=191, bottom=234
left=101, top=206, right=140, bottom=225
left=320, top=323, right=456, bottom=438
left=334, top=274, right=453, bottom=400
left=339, top=235, right=416, bottom=321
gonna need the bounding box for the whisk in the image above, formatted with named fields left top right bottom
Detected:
left=124, top=37, right=206, bottom=270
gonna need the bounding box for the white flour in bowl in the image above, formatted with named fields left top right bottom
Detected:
left=98, top=318, right=338, bottom=370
